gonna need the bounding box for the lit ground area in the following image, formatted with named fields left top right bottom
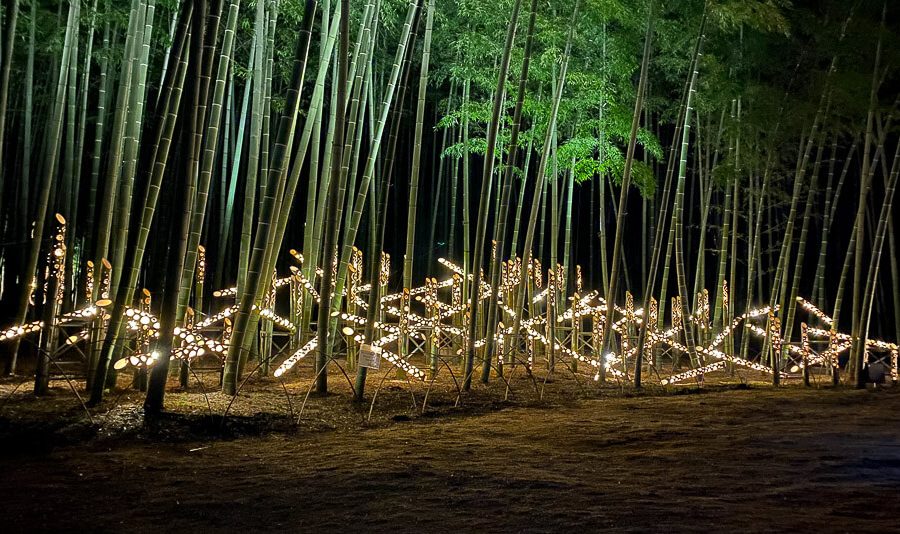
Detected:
left=0, top=375, right=898, bottom=532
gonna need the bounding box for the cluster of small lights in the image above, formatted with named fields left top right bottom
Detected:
left=124, top=308, right=162, bottom=337
left=0, top=321, right=44, bottom=341
left=273, top=338, right=318, bottom=377
left=258, top=308, right=296, bottom=332
left=672, top=296, right=683, bottom=330
left=289, top=266, right=321, bottom=301
left=380, top=252, right=391, bottom=286
left=348, top=248, right=364, bottom=299
left=84, top=260, right=95, bottom=303
left=661, top=362, right=726, bottom=385
left=197, top=306, right=237, bottom=328
left=694, top=289, right=710, bottom=330
left=722, top=279, right=729, bottom=311
left=379, top=346, right=427, bottom=380
left=196, top=246, right=206, bottom=285
left=125, top=351, right=161, bottom=368
left=892, top=351, right=899, bottom=383
left=795, top=297, right=833, bottom=327
left=60, top=306, right=99, bottom=322
left=214, top=287, right=237, bottom=298
left=547, top=269, right=557, bottom=308
left=769, top=312, right=783, bottom=364
left=44, top=214, right=67, bottom=306
left=23, top=236, right=892, bottom=390
left=800, top=322, right=811, bottom=364
left=398, top=289, right=411, bottom=336
left=99, top=259, right=112, bottom=299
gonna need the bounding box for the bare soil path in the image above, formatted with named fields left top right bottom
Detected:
left=1, top=387, right=898, bottom=532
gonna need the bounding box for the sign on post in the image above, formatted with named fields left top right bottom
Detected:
left=359, top=344, right=382, bottom=370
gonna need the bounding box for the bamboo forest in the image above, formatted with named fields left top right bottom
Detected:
left=0, top=0, right=899, bottom=530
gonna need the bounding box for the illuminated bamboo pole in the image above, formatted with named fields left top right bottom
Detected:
left=35, top=215, right=67, bottom=395
left=801, top=322, right=810, bottom=386
left=571, top=290, right=581, bottom=374
left=546, top=268, right=556, bottom=370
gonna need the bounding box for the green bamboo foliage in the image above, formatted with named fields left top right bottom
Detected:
left=109, top=0, right=158, bottom=295
left=60, top=0, right=79, bottom=303
left=18, top=0, right=36, bottom=248
left=635, top=17, right=698, bottom=377
left=330, top=0, right=415, bottom=324
left=330, top=0, right=378, bottom=308
left=330, top=0, right=417, bottom=301
left=295, top=0, right=336, bottom=344
left=71, top=0, right=101, bottom=269
left=315, top=0, right=351, bottom=394
left=810, top=136, right=854, bottom=305
left=86, top=12, right=111, bottom=257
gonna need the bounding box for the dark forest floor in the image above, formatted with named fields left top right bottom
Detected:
left=0, top=371, right=898, bottom=532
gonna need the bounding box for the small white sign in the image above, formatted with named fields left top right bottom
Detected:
left=359, top=344, right=382, bottom=370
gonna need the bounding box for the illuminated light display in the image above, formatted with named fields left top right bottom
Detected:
left=795, top=296, right=833, bottom=327
left=5, top=219, right=898, bottom=392
left=196, top=246, right=206, bottom=285
left=274, top=338, right=319, bottom=377
left=0, top=321, right=44, bottom=341
left=661, top=362, right=726, bottom=385
left=99, top=258, right=112, bottom=299
left=722, top=279, right=729, bottom=311
left=258, top=308, right=297, bottom=332
left=672, top=296, right=682, bottom=330
left=84, top=260, right=95, bottom=303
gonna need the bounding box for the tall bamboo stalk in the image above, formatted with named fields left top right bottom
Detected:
left=463, top=0, right=522, bottom=390
left=603, top=2, right=654, bottom=385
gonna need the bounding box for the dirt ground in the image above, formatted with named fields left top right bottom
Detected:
left=0, top=373, right=898, bottom=532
